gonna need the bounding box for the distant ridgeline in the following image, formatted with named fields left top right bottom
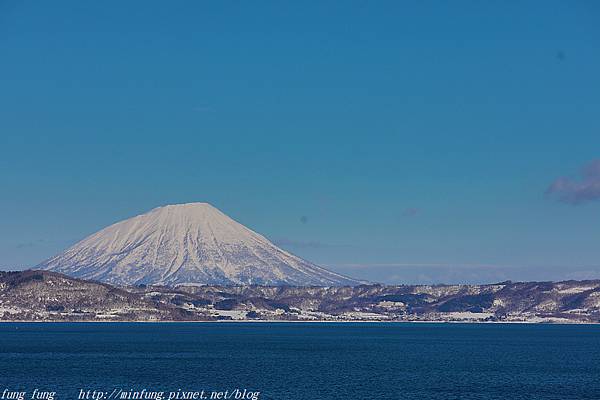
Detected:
left=1, top=270, right=599, bottom=323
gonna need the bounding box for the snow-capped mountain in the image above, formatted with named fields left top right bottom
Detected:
left=38, top=203, right=359, bottom=287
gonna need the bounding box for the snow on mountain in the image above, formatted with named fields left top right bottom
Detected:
left=38, top=203, right=360, bottom=287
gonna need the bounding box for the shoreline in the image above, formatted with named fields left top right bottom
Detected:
left=1, top=319, right=598, bottom=325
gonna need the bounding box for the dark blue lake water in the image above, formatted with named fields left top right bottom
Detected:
left=1, top=323, right=599, bottom=400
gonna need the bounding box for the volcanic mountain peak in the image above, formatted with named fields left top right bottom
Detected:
left=39, top=203, right=359, bottom=287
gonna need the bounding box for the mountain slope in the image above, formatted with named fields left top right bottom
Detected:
left=38, top=203, right=359, bottom=287
left=0, top=270, right=197, bottom=321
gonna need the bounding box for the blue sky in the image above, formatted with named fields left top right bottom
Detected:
left=1, top=1, right=599, bottom=284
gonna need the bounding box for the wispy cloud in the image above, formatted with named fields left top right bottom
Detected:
left=16, top=242, right=36, bottom=249
left=192, top=105, right=214, bottom=113
left=335, top=262, right=507, bottom=270
left=272, top=238, right=350, bottom=249
left=15, top=239, right=46, bottom=249
left=327, top=262, right=600, bottom=285
left=402, top=207, right=420, bottom=217
left=546, top=159, right=600, bottom=205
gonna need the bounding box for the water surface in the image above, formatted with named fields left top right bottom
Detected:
left=1, top=323, right=599, bottom=399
